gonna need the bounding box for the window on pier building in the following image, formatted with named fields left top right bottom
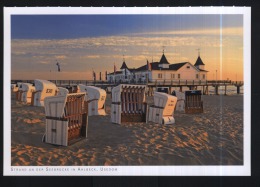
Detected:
left=202, top=74, right=205, bottom=79
left=171, top=74, right=175, bottom=79
left=196, top=74, right=199, bottom=79
left=178, top=74, right=180, bottom=79
left=158, top=73, right=162, bottom=79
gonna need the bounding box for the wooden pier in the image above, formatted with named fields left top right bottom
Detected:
left=144, top=80, right=244, bottom=95
left=11, top=79, right=244, bottom=95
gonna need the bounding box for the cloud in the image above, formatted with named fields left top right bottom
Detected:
left=55, top=55, right=67, bottom=60
left=38, top=61, right=50, bottom=64
left=130, top=55, right=148, bottom=61
left=80, top=55, right=100, bottom=59
left=11, top=51, right=27, bottom=55
left=11, top=30, right=243, bottom=80
left=11, top=70, right=93, bottom=80
left=134, top=27, right=243, bottom=36
left=11, top=34, right=228, bottom=57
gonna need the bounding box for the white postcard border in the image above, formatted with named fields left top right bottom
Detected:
left=4, top=6, right=251, bottom=176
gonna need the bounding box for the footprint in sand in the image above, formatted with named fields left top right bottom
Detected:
left=177, top=131, right=189, bottom=141
left=194, top=117, right=203, bottom=123
left=118, top=145, right=128, bottom=152
left=23, top=118, right=42, bottom=124
left=150, top=138, right=155, bottom=144
left=204, top=118, right=211, bottom=124
left=16, top=150, right=27, bottom=156
left=200, top=132, right=209, bottom=141
left=16, top=117, right=24, bottom=123
left=104, top=159, right=113, bottom=166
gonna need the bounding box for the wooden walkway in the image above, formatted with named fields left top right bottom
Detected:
left=11, top=79, right=244, bottom=95
left=145, top=80, right=244, bottom=95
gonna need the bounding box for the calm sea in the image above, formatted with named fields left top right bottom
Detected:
left=208, top=85, right=244, bottom=95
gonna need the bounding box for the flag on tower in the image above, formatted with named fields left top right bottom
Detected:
left=147, top=60, right=151, bottom=71
left=114, top=64, right=117, bottom=74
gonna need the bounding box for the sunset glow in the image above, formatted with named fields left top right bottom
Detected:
left=11, top=14, right=243, bottom=81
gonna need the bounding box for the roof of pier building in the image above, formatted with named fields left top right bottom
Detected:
left=108, top=52, right=208, bottom=75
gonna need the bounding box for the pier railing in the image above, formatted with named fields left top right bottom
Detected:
left=11, top=79, right=244, bottom=86
left=11, top=79, right=243, bottom=95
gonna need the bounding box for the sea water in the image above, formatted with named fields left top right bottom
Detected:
left=208, top=85, right=244, bottom=95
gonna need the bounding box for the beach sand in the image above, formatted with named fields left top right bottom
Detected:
left=10, top=93, right=243, bottom=166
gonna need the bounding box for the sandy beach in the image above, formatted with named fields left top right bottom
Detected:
left=10, top=93, right=243, bottom=166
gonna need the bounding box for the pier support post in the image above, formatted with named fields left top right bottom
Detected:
left=224, top=85, right=227, bottom=95
left=237, top=86, right=240, bottom=94
left=180, top=86, right=183, bottom=92
left=202, top=86, right=205, bottom=95
left=206, top=86, right=208, bottom=95
left=215, top=86, right=219, bottom=95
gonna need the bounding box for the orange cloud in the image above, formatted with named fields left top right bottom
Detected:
left=137, top=27, right=243, bottom=36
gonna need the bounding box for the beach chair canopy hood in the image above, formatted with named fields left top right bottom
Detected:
left=57, top=87, right=69, bottom=96
left=78, top=84, right=107, bottom=116
left=34, top=79, right=57, bottom=92
left=20, top=83, right=35, bottom=103
left=11, top=84, right=19, bottom=92
left=153, top=92, right=177, bottom=116
left=32, top=79, right=57, bottom=106
left=148, top=92, right=177, bottom=125
left=21, top=83, right=35, bottom=91
left=172, top=90, right=185, bottom=112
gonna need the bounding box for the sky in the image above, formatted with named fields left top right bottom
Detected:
left=11, top=14, right=243, bottom=81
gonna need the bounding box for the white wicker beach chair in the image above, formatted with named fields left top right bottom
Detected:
left=172, top=90, right=185, bottom=112
left=148, top=92, right=177, bottom=125
left=111, top=84, right=147, bottom=124
left=56, top=87, right=69, bottom=96
left=20, top=83, right=35, bottom=104
left=32, top=79, right=57, bottom=106
left=43, top=93, right=88, bottom=146
left=15, top=83, right=24, bottom=101
left=184, top=90, right=203, bottom=114
left=66, top=85, right=80, bottom=93
left=11, top=84, right=19, bottom=92
left=78, top=84, right=106, bottom=116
